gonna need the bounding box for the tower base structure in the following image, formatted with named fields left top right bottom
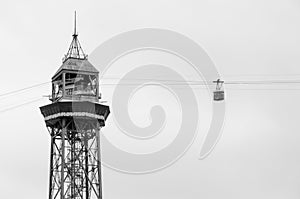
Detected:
left=40, top=101, right=110, bottom=199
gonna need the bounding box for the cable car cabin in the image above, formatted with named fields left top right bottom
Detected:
left=214, top=90, right=224, bottom=101
left=51, top=57, right=100, bottom=103
left=213, top=79, right=225, bottom=101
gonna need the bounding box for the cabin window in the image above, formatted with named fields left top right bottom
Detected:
left=52, top=75, right=63, bottom=100
left=65, top=73, right=97, bottom=97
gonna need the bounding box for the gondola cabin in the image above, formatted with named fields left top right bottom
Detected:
left=214, top=90, right=224, bottom=101
left=213, top=79, right=224, bottom=101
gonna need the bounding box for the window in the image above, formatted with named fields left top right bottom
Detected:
left=68, top=73, right=97, bottom=96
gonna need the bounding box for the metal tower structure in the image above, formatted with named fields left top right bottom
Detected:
left=40, top=12, right=110, bottom=199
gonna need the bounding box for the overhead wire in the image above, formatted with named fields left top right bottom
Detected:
left=2, top=78, right=300, bottom=97
left=0, top=81, right=51, bottom=98
left=1, top=76, right=300, bottom=112
left=0, top=97, right=44, bottom=114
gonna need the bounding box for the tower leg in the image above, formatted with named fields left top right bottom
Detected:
left=84, top=135, right=89, bottom=199
left=60, top=119, right=66, bottom=199
left=96, top=126, right=102, bottom=199
left=49, top=131, right=54, bottom=199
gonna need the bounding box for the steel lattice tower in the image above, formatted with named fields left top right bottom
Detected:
left=40, top=13, right=110, bottom=199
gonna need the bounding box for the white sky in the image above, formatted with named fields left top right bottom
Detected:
left=1, top=0, right=300, bottom=198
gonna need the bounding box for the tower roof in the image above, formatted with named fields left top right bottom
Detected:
left=52, top=12, right=98, bottom=79
left=52, top=58, right=98, bottom=79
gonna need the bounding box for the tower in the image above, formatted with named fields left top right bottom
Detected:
left=40, top=13, right=110, bottom=199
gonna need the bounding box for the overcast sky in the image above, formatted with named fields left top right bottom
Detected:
left=1, top=0, right=300, bottom=198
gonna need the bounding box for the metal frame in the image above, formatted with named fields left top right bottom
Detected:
left=47, top=119, right=103, bottom=199
left=213, top=79, right=224, bottom=91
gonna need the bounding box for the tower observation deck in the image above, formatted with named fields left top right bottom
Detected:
left=40, top=12, right=110, bottom=199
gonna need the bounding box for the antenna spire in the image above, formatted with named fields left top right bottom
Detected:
left=73, top=11, right=77, bottom=36
left=62, top=11, right=87, bottom=62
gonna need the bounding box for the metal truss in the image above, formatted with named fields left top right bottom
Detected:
left=47, top=119, right=102, bottom=199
